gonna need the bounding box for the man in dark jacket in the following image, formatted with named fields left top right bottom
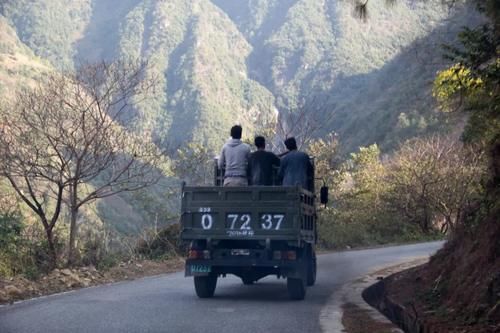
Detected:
left=247, top=136, right=280, bottom=186
left=278, top=137, right=313, bottom=190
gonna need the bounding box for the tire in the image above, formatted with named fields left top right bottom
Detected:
left=287, top=277, right=306, bottom=300
left=194, top=275, right=217, bottom=298
left=307, top=250, right=317, bottom=287
left=241, top=276, right=254, bottom=285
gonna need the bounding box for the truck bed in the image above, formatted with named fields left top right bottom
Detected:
left=180, top=185, right=315, bottom=244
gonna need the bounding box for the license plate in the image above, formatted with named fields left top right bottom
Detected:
left=190, top=265, right=211, bottom=274
left=231, top=249, right=250, bottom=256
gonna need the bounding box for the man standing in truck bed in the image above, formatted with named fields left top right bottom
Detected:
left=247, top=136, right=280, bottom=186
left=218, top=125, right=251, bottom=186
left=278, top=137, right=313, bottom=191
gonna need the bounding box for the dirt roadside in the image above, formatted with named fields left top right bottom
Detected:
left=0, top=257, right=184, bottom=305
left=378, top=263, right=499, bottom=333
left=380, top=218, right=499, bottom=333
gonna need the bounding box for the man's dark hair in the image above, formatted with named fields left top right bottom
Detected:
left=284, top=137, right=297, bottom=151
left=254, top=136, right=265, bottom=149
left=230, top=125, right=242, bottom=139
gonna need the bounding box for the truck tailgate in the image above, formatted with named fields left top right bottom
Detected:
left=180, top=186, right=308, bottom=241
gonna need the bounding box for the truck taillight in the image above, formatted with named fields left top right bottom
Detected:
left=285, top=251, right=297, bottom=260
left=188, top=250, right=211, bottom=259
left=188, top=250, right=200, bottom=259
left=273, top=250, right=296, bottom=260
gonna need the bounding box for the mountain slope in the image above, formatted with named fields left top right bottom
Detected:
left=212, top=0, right=481, bottom=151
left=0, top=0, right=483, bottom=234
left=213, top=0, right=451, bottom=102
left=1, top=0, right=478, bottom=153
left=320, top=6, right=481, bottom=151
left=1, top=0, right=90, bottom=69
left=74, top=0, right=277, bottom=148
left=0, top=15, right=50, bottom=98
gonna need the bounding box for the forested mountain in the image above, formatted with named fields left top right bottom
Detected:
left=0, top=15, right=50, bottom=98
left=0, top=0, right=481, bottom=153
left=0, top=0, right=484, bottom=234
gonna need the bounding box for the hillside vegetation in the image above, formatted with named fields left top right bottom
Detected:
left=0, top=0, right=494, bottom=292
left=0, top=0, right=479, bottom=239
left=0, top=16, right=50, bottom=98
left=363, top=0, right=499, bottom=330
left=0, top=0, right=481, bottom=152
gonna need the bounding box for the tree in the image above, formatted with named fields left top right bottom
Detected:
left=276, top=99, right=333, bottom=150
left=0, top=60, right=166, bottom=266
left=0, top=106, right=66, bottom=268
left=306, top=132, right=341, bottom=190
left=172, top=142, right=215, bottom=185
left=430, top=5, right=499, bottom=225
left=328, top=144, right=388, bottom=223
left=348, top=144, right=387, bottom=213
left=387, top=135, right=485, bottom=233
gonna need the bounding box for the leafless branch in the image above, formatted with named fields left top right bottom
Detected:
left=0, top=59, right=164, bottom=266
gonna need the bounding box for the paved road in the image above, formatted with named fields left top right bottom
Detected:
left=0, top=242, right=443, bottom=333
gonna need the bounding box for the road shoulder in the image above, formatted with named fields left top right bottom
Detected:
left=320, top=258, right=428, bottom=333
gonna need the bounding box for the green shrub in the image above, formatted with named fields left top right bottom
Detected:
left=136, top=223, right=185, bottom=260
left=0, top=212, right=23, bottom=277
left=95, top=254, right=120, bottom=271
left=318, top=211, right=440, bottom=250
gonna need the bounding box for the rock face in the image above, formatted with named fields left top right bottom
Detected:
left=55, top=268, right=96, bottom=288
left=4, top=285, right=23, bottom=298
left=0, top=267, right=96, bottom=303
left=0, top=290, right=8, bottom=303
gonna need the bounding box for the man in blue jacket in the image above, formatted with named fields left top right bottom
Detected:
left=278, top=137, right=313, bottom=191
left=218, top=125, right=251, bottom=186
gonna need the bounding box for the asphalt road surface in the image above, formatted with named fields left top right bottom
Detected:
left=0, top=242, right=443, bottom=333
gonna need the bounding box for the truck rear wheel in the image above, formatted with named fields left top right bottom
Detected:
left=194, top=275, right=217, bottom=298
left=287, top=277, right=306, bottom=300
left=307, top=250, right=317, bottom=286
left=241, top=276, right=254, bottom=285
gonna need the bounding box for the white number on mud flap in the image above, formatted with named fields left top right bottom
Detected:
left=261, top=214, right=285, bottom=230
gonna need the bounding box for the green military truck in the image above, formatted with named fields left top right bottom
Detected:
left=180, top=160, right=326, bottom=300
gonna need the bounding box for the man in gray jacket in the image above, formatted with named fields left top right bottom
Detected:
left=218, top=125, right=251, bottom=186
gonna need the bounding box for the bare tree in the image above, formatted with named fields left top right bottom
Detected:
left=275, top=97, right=334, bottom=151
left=0, top=60, right=165, bottom=266
left=387, top=135, right=485, bottom=233
left=306, top=132, right=341, bottom=187
left=172, top=142, right=215, bottom=185
left=0, top=113, right=65, bottom=268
